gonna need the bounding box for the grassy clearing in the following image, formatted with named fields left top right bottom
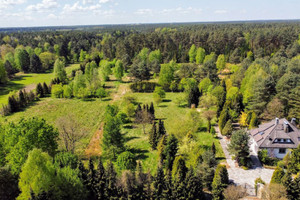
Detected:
left=0, top=64, right=80, bottom=105
left=0, top=76, right=225, bottom=173
left=0, top=72, right=54, bottom=104
left=1, top=97, right=110, bottom=156
left=115, top=91, right=225, bottom=173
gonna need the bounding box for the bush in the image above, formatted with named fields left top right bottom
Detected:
left=223, top=185, right=248, bottom=200
left=51, top=84, right=64, bottom=98
left=116, top=151, right=136, bottom=171
left=258, top=149, right=279, bottom=166
left=130, top=81, right=157, bottom=92
left=95, top=88, right=107, bottom=100
left=63, top=85, right=73, bottom=98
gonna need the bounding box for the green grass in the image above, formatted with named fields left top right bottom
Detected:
left=0, top=76, right=225, bottom=173
left=1, top=97, right=110, bottom=156
left=0, top=64, right=80, bottom=105
left=116, top=92, right=225, bottom=173
left=0, top=72, right=54, bottom=104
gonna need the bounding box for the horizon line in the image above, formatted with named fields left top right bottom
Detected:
left=1, top=18, right=300, bottom=30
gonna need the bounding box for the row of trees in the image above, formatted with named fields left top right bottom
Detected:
left=1, top=82, right=50, bottom=116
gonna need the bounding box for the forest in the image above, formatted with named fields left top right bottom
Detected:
left=0, top=22, right=299, bottom=200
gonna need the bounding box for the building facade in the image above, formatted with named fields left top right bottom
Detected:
left=249, top=118, right=300, bottom=159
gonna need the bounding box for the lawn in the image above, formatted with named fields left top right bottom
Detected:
left=1, top=97, right=110, bottom=156
left=0, top=64, right=80, bottom=105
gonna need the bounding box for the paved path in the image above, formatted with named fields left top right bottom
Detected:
left=214, top=125, right=274, bottom=196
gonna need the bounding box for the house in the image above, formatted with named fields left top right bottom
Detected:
left=249, top=118, right=300, bottom=159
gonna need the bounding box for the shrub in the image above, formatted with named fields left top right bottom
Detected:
left=130, top=81, right=157, bottom=92
left=63, top=85, right=73, bottom=98
left=116, top=151, right=136, bottom=171
left=51, top=84, right=64, bottom=98
left=223, top=185, right=248, bottom=200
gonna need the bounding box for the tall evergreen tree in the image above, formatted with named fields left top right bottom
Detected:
left=218, top=107, right=230, bottom=134
left=105, top=161, right=118, bottom=199
left=30, top=53, right=42, bottom=73
left=18, top=90, right=26, bottom=108
left=185, top=168, right=203, bottom=200
left=158, top=119, right=166, bottom=139
left=87, top=158, right=97, bottom=200
left=8, top=95, right=19, bottom=113
left=43, top=82, right=49, bottom=94
left=217, top=81, right=226, bottom=117
left=212, top=164, right=229, bottom=200
left=36, top=83, right=44, bottom=98
left=271, top=166, right=285, bottom=184
left=212, top=142, right=216, bottom=156
left=164, top=134, right=179, bottom=171
left=95, top=159, right=106, bottom=200
left=153, top=166, right=165, bottom=199
left=149, top=122, right=158, bottom=150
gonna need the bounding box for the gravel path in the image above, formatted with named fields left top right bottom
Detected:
left=214, top=125, right=274, bottom=196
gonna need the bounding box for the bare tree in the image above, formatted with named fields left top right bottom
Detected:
left=56, top=114, right=87, bottom=153
left=135, top=109, right=153, bottom=134
left=223, top=185, right=248, bottom=200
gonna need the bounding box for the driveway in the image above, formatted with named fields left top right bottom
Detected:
left=214, top=125, right=274, bottom=196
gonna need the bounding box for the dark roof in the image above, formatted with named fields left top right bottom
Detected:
left=249, top=118, right=300, bottom=149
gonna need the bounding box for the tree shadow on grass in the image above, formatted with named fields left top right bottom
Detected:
left=158, top=105, right=168, bottom=108
left=127, top=147, right=149, bottom=160
left=101, top=98, right=112, bottom=102
left=216, top=157, right=226, bottom=161
left=163, top=99, right=172, bottom=102
left=124, top=136, right=139, bottom=142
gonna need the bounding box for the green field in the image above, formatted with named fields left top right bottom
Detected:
left=0, top=76, right=225, bottom=174
left=0, top=64, right=80, bottom=105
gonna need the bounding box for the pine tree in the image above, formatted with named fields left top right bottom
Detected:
left=172, top=157, right=188, bottom=199
left=185, top=168, right=203, bottom=200
left=149, top=102, right=155, bottom=119
left=149, top=122, right=158, bottom=150
left=218, top=107, right=230, bottom=134
left=87, top=158, right=97, bottom=200
left=270, top=166, right=285, bottom=184
left=36, top=83, right=44, bottom=98
left=157, top=135, right=168, bottom=165
left=43, top=82, right=49, bottom=94
left=8, top=95, right=19, bottom=113
left=187, top=86, right=201, bottom=108
left=217, top=81, right=226, bottom=117
left=135, top=161, right=147, bottom=200
left=153, top=166, right=165, bottom=199
left=212, top=142, right=216, bottom=156
left=282, top=172, right=297, bottom=200
left=222, top=119, right=233, bottom=137
left=212, top=164, right=229, bottom=200
left=164, top=134, right=179, bottom=171
left=158, top=119, right=166, bottom=139
left=163, top=170, right=173, bottom=199
left=172, top=156, right=187, bottom=182
left=249, top=112, right=258, bottom=129
left=105, top=161, right=118, bottom=199
left=18, top=90, right=26, bottom=108
left=78, top=161, right=88, bottom=186
left=95, top=159, right=106, bottom=200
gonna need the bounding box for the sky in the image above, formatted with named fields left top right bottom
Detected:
left=0, top=0, right=300, bottom=27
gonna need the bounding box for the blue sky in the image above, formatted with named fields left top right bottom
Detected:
left=0, top=0, right=299, bottom=27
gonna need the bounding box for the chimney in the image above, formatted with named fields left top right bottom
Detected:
left=291, top=118, right=297, bottom=126
left=284, top=121, right=289, bottom=133
left=275, top=118, right=279, bottom=125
